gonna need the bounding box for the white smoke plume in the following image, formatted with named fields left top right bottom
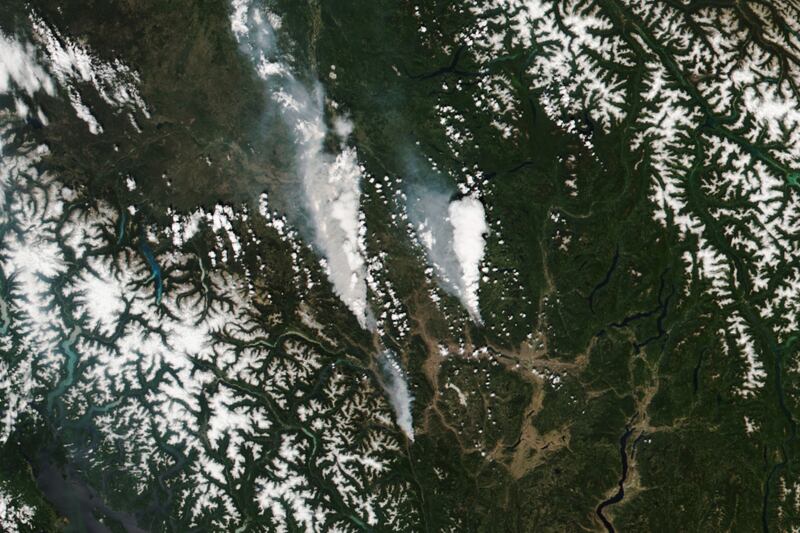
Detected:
left=377, top=350, right=414, bottom=441
left=407, top=182, right=488, bottom=323
left=448, top=197, right=488, bottom=322
left=229, top=1, right=370, bottom=328
left=229, top=2, right=413, bottom=436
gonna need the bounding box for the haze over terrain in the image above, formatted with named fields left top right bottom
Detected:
left=2, top=0, right=800, bottom=532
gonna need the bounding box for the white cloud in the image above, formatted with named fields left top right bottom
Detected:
left=31, top=14, right=149, bottom=115
left=0, top=483, right=35, bottom=533
left=0, top=32, right=54, bottom=110
left=19, top=13, right=150, bottom=133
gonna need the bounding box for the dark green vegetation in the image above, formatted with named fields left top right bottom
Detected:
left=0, top=424, right=62, bottom=532
left=2, top=0, right=798, bottom=531
left=3, top=0, right=279, bottom=215
left=298, top=2, right=776, bottom=529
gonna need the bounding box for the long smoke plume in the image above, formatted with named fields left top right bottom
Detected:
left=230, top=1, right=370, bottom=328
left=230, top=1, right=413, bottom=439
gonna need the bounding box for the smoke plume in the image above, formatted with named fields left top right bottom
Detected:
left=407, top=177, right=488, bottom=323
left=230, top=1, right=370, bottom=328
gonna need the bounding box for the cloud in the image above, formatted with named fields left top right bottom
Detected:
left=1, top=17, right=150, bottom=133
left=29, top=14, right=149, bottom=117
left=0, top=32, right=54, bottom=100
left=229, top=1, right=370, bottom=328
